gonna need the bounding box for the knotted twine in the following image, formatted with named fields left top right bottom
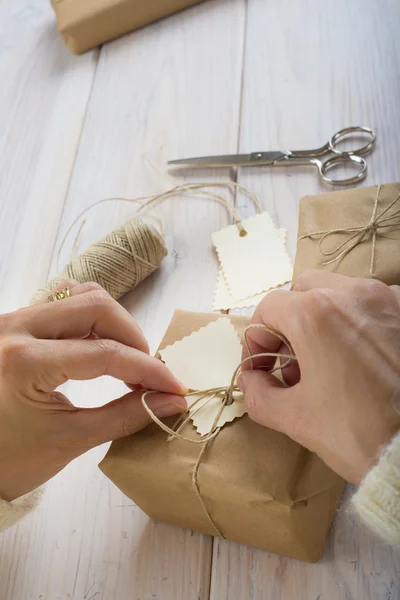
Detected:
left=298, top=184, right=400, bottom=277
left=141, top=323, right=297, bottom=538
left=31, top=181, right=262, bottom=304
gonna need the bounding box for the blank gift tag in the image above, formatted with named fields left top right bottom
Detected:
left=213, top=229, right=289, bottom=310
left=159, top=318, right=246, bottom=436
left=212, top=213, right=293, bottom=300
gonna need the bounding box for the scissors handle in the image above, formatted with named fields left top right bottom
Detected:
left=289, top=126, right=376, bottom=160
left=318, top=154, right=367, bottom=185
left=277, top=154, right=367, bottom=185
left=328, top=126, right=376, bottom=157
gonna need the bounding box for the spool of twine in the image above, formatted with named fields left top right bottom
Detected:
left=30, top=216, right=168, bottom=304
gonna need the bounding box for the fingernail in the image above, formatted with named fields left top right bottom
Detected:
left=147, top=395, right=187, bottom=418
left=173, top=378, right=189, bottom=395
left=179, top=384, right=189, bottom=395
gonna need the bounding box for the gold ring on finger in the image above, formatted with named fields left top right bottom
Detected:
left=47, top=287, right=71, bottom=303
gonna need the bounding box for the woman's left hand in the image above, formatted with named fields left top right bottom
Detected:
left=0, top=281, right=187, bottom=502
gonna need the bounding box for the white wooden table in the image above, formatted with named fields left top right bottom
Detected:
left=1, top=1, right=400, bottom=598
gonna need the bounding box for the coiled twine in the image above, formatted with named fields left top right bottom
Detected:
left=31, top=217, right=167, bottom=304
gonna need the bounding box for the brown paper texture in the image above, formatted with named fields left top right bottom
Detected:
left=51, top=0, right=207, bottom=54
left=293, top=182, right=400, bottom=285
left=100, top=310, right=344, bottom=562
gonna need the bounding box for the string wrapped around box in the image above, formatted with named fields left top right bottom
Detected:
left=293, top=182, right=400, bottom=285
left=100, top=309, right=345, bottom=563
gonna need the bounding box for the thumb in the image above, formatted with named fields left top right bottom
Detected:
left=239, top=370, right=296, bottom=436
left=72, top=390, right=187, bottom=448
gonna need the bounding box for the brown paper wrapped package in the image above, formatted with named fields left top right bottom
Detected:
left=51, top=0, right=207, bottom=54
left=100, top=310, right=345, bottom=562
left=293, top=182, right=400, bottom=284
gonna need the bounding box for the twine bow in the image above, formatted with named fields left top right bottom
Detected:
left=141, top=324, right=297, bottom=538
left=298, top=185, right=400, bottom=278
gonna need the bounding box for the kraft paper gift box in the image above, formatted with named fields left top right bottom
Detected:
left=293, top=182, right=400, bottom=285
left=51, top=0, right=207, bottom=54
left=100, top=309, right=345, bottom=563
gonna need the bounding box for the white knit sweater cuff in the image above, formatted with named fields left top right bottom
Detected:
left=0, top=489, right=41, bottom=532
left=353, top=431, right=400, bottom=546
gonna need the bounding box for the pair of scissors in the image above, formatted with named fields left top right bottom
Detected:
left=168, top=126, right=376, bottom=186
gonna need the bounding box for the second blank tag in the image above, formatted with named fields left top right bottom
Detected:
left=213, top=228, right=289, bottom=310
left=212, top=212, right=293, bottom=300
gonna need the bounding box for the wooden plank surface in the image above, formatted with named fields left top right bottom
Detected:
left=211, top=2, right=400, bottom=600
left=0, top=1, right=246, bottom=599
left=1, top=0, right=400, bottom=599
left=0, top=2, right=98, bottom=596
left=0, top=0, right=98, bottom=313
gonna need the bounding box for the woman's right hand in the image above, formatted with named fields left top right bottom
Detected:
left=0, top=281, right=187, bottom=502
left=239, top=271, right=400, bottom=483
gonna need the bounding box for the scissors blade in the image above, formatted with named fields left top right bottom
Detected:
left=168, top=151, right=287, bottom=168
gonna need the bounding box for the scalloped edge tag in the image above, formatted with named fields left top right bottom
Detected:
left=212, top=213, right=293, bottom=300
left=213, top=229, right=289, bottom=310
left=159, top=318, right=246, bottom=436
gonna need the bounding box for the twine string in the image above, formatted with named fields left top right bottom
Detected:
left=58, top=180, right=263, bottom=270
left=141, top=324, right=297, bottom=538
left=34, top=163, right=263, bottom=306
left=143, top=154, right=263, bottom=217
left=298, top=185, right=400, bottom=277
left=34, top=175, right=263, bottom=305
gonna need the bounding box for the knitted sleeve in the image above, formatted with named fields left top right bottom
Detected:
left=0, top=490, right=41, bottom=532
left=352, top=431, right=400, bottom=546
